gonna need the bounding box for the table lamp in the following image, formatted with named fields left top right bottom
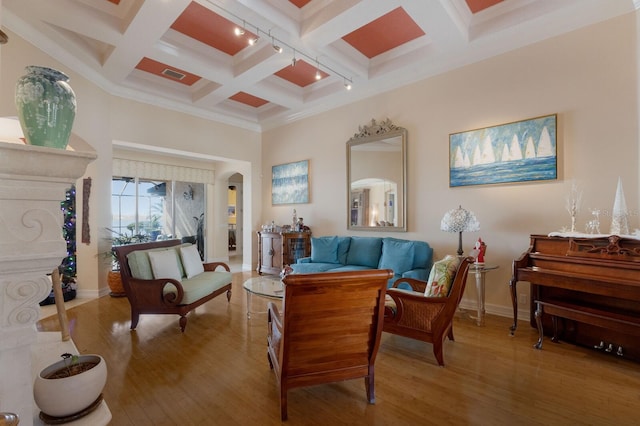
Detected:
left=440, top=205, right=480, bottom=256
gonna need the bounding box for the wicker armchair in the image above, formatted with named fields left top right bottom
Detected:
left=383, top=257, right=473, bottom=366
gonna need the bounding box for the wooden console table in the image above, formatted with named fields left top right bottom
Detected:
left=258, top=231, right=311, bottom=275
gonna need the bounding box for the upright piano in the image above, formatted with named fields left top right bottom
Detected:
left=510, top=234, right=640, bottom=361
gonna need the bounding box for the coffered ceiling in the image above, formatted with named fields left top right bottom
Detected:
left=2, top=0, right=635, bottom=131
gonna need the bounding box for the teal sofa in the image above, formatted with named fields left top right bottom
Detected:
left=290, top=236, right=433, bottom=288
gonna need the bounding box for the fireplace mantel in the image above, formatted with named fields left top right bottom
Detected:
left=0, top=140, right=100, bottom=425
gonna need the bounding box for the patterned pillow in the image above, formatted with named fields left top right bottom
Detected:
left=424, top=255, right=460, bottom=297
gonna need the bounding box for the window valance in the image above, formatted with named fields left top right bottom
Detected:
left=113, top=159, right=215, bottom=184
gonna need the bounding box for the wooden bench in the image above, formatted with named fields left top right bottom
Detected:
left=114, top=240, right=232, bottom=332
left=534, top=299, right=640, bottom=355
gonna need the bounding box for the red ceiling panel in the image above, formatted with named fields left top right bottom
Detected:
left=342, top=7, right=425, bottom=59
left=465, top=0, right=504, bottom=14
left=274, top=60, right=329, bottom=88
left=230, top=92, right=269, bottom=108
left=171, top=2, right=256, bottom=56
left=135, top=57, right=201, bottom=86
left=288, top=0, right=312, bottom=8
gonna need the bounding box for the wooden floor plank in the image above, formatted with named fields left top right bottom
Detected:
left=37, top=270, right=640, bottom=425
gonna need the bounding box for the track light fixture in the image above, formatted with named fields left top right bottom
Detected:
left=212, top=2, right=353, bottom=87
left=234, top=21, right=245, bottom=36
left=272, top=37, right=282, bottom=53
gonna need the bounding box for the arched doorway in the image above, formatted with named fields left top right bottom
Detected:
left=227, top=173, right=244, bottom=272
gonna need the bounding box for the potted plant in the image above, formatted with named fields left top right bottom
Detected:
left=107, top=247, right=126, bottom=297
left=33, top=352, right=107, bottom=420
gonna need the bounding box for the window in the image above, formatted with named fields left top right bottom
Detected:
left=111, top=177, right=206, bottom=258
left=111, top=177, right=167, bottom=242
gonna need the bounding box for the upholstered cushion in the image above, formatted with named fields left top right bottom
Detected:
left=424, top=255, right=460, bottom=297
left=127, top=243, right=189, bottom=280
left=290, top=262, right=337, bottom=274
left=411, top=241, right=433, bottom=270
left=346, top=237, right=383, bottom=268
left=384, top=294, right=397, bottom=315
left=336, top=237, right=352, bottom=265
left=164, top=271, right=232, bottom=305
left=378, top=238, right=415, bottom=275
left=180, top=244, right=204, bottom=279
left=310, top=236, right=340, bottom=264
left=148, top=249, right=182, bottom=282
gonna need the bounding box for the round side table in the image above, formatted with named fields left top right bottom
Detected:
left=468, top=264, right=499, bottom=326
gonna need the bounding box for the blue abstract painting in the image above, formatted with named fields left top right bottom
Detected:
left=449, top=114, right=557, bottom=187
left=272, top=160, right=309, bottom=205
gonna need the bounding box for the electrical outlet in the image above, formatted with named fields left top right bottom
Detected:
left=519, top=293, right=528, bottom=304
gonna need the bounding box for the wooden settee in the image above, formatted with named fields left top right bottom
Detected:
left=114, top=240, right=232, bottom=332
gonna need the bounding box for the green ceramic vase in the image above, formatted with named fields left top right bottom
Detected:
left=15, top=66, right=76, bottom=149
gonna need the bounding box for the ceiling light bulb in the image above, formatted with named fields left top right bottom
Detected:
left=248, top=36, right=259, bottom=46
left=345, top=82, right=352, bottom=90
left=315, top=70, right=322, bottom=80
left=273, top=44, right=283, bottom=53
left=234, top=27, right=245, bottom=36
left=291, top=57, right=297, bottom=67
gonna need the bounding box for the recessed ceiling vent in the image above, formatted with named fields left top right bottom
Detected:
left=162, top=68, right=185, bottom=80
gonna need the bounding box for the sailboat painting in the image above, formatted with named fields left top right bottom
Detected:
left=449, top=114, right=557, bottom=187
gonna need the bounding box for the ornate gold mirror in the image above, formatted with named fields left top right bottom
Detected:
left=347, top=119, right=407, bottom=231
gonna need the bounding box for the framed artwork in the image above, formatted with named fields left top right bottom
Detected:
left=449, top=114, right=557, bottom=187
left=272, top=160, right=309, bottom=205
left=227, top=206, right=236, bottom=217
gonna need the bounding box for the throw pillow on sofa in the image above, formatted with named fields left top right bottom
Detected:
left=148, top=249, right=182, bottom=281
left=424, top=255, right=460, bottom=297
left=310, top=236, right=340, bottom=264
left=180, top=244, right=205, bottom=279
left=378, top=238, right=415, bottom=275
left=346, top=237, right=383, bottom=268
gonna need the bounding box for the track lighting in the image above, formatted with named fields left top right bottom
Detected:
left=234, top=21, right=246, bottom=36
left=213, top=3, right=354, bottom=88
left=272, top=37, right=282, bottom=53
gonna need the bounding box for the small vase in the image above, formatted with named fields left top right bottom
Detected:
left=15, top=66, right=76, bottom=149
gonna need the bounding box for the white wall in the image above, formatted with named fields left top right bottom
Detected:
left=262, top=13, right=639, bottom=318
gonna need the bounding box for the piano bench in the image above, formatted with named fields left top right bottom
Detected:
left=533, top=299, right=640, bottom=351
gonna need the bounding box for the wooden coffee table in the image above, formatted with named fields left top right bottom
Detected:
left=242, top=276, right=283, bottom=319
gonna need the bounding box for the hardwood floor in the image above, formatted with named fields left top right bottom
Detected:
left=37, top=270, right=640, bottom=425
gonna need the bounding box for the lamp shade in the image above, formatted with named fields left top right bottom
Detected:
left=440, top=205, right=480, bottom=233
left=441, top=205, right=480, bottom=256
